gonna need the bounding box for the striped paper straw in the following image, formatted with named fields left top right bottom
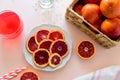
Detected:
left=0, top=66, right=27, bottom=80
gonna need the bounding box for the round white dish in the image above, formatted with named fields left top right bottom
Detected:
left=23, top=24, right=72, bottom=71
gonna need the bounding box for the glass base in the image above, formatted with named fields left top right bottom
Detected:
left=39, top=0, right=54, bottom=8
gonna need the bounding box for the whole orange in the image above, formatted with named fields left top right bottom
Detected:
left=100, top=0, right=120, bottom=18
left=81, top=3, right=102, bottom=24
left=73, top=3, right=83, bottom=15
left=83, top=0, right=101, bottom=4
left=101, top=18, right=120, bottom=39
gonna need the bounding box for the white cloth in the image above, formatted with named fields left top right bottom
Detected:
left=73, top=66, right=120, bottom=80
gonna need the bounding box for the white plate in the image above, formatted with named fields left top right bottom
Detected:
left=23, top=24, right=72, bottom=71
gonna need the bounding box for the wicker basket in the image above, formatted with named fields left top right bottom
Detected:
left=65, top=0, right=120, bottom=48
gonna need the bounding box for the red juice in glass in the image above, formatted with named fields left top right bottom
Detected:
left=0, top=10, right=23, bottom=39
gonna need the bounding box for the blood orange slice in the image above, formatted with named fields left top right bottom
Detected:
left=77, top=41, right=95, bottom=60
left=26, top=35, right=38, bottom=54
left=39, top=39, right=53, bottom=51
left=19, top=69, right=40, bottom=80
left=48, top=30, right=65, bottom=41
left=50, top=39, right=68, bottom=58
left=33, top=49, right=50, bottom=68
left=35, top=29, right=50, bottom=44
left=49, top=53, right=62, bottom=68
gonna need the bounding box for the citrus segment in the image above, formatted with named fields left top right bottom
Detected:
left=20, top=72, right=38, bottom=80
left=39, top=39, right=53, bottom=51
left=77, top=41, right=95, bottom=60
left=49, top=53, right=62, bottom=68
left=19, top=69, right=40, bottom=80
left=50, top=39, right=68, bottom=58
left=26, top=35, right=38, bottom=54
left=48, top=30, right=65, bottom=41
left=35, top=29, right=49, bottom=44
left=33, top=49, right=50, bottom=68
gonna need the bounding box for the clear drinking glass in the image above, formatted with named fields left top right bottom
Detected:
left=39, top=0, right=54, bottom=8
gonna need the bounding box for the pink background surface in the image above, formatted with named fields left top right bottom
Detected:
left=0, top=0, right=120, bottom=80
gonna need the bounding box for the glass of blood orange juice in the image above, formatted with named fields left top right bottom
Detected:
left=0, top=10, right=24, bottom=39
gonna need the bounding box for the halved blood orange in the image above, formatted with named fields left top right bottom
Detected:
left=48, top=30, right=65, bottom=41
left=19, top=68, right=40, bottom=80
left=49, top=53, right=62, bottom=68
left=26, top=35, right=38, bottom=54
left=35, top=29, right=50, bottom=44
left=77, top=41, right=95, bottom=60
left=50, top=39, right=69, bottom=58
left=33, top=49, right=50, bottom=68
left=39, top=39, right=53, bottom=51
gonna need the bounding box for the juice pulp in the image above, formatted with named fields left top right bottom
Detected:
left=0, top=11, right=23, bottom=39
